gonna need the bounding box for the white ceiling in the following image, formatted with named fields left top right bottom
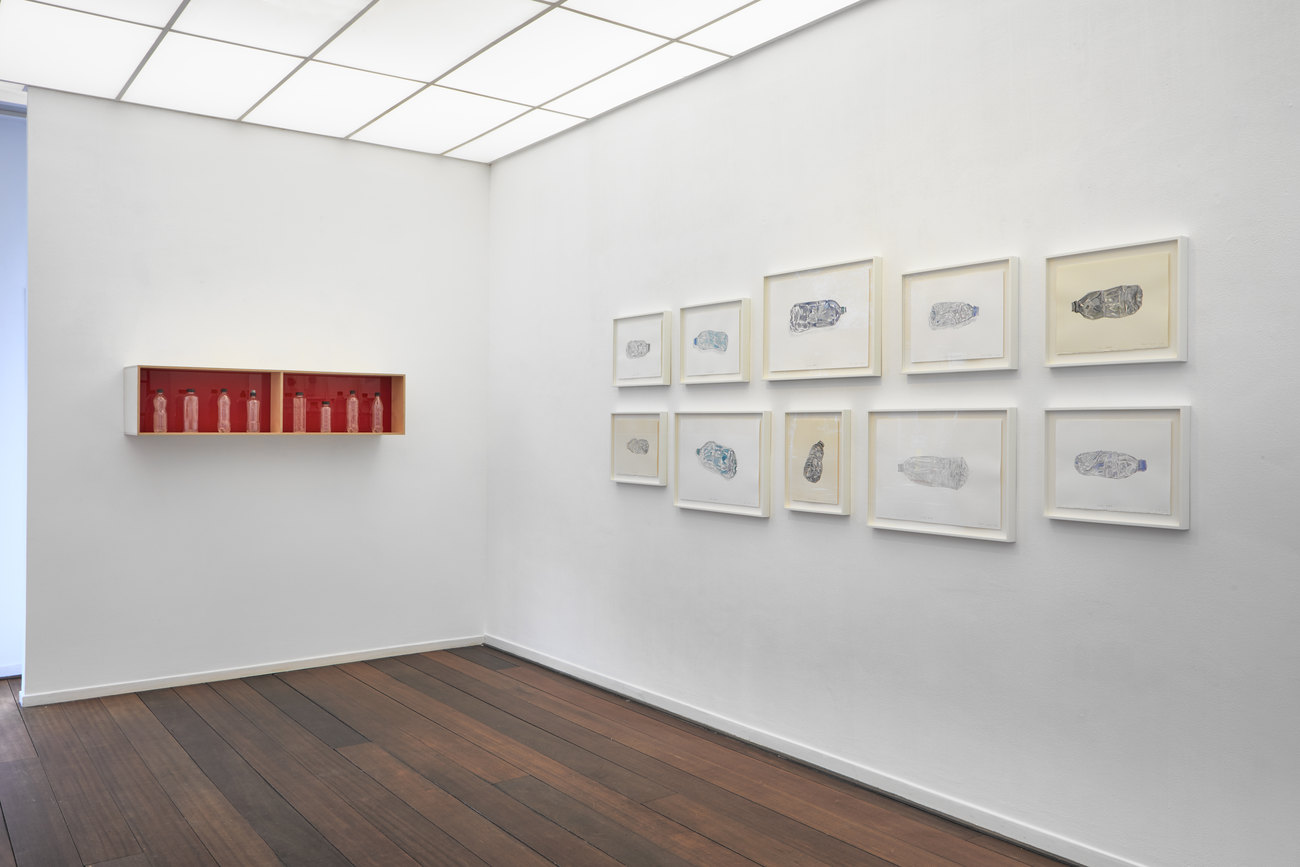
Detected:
left=0, top=0, right=865, bottom=163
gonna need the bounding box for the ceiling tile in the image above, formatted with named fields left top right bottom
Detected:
left=561, top=0, right=746, bottom=39
left=351, top=85, right=527, bottom=154
left=438, top=8, right=665, bottom=106
left=318, top=0, right=543, bottom=83
left=686, top=0, right=862, bottom=56
left=446, top=108, right=581, bottom=162
left=174, top=0, right=372, bottom=56
left=244, top=61, right=421, bottom=138
left=545, top=42, right=724, bottom=118
left=39, top=0, right=182, bottom=27
left=0, top=1, right=159, bottom=100
left=123, top=32, right=300, bottom=119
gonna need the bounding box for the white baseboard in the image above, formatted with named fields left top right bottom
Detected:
left=18, top=635, right=485, bottom=708
left=485, top=635, right=1147, bottom=867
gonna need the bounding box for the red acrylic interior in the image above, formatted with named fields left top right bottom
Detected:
left=282, top=374, right=392, bottom=434
left=139, top=369, right=273, bottom=434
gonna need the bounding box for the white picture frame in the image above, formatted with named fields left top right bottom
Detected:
left=867, top=408, right=1017, bottom=542
left=783, top=411, right=852, bottom=515
left=1045, top=237, right=1188, bottom=367
left=611, top=412, right=669, bottom=486
left=1045, top=407, right=1190, bottom=530
left=763, top=258, right=881, bottom=380
left=679, top=299, right=750, bottom=384
left=674, top=411, right=771, bottom=517
left=613, top=311, right=671, bottom=387
left=901, top=257, right=1018, bottom=374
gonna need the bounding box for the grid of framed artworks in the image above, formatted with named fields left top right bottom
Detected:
left=611, top=237, right=1191, bottom=537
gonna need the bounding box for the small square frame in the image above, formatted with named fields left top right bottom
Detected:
left=1045, top=407, right=1190, bottom=530
left=613, top=311, right=671, bottom=387
left=867, top=408, right=1017, bottom=542
left=1045, top=236, right=1188, bottom=367
left=674, top=411, right=771, bottom=517
left=783, top=410, right=852, bottom=515
left=901, top=257, right=1018, bottom=374
left=679, top=299, right=750, bottom=384
left=611, top=412, right=669, bottom=486
left=763, top=258, right=880, bottom=380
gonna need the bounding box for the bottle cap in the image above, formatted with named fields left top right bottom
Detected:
left=156, top=388, right=163, bottom=393
left=250, top=389, right=257, bottom=396
left=186, top=388, right=195, bottom=392
left=350, top=389, right=356, bottom=394
left=323, top=400, right=330, bottom=405
left=296, top=391, right=303, bottom=396
left=220, top=388, right=228, bottom=392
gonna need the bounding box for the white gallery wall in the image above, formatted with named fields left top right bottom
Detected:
left=0, top=109, right=25, bottom=677
left=24, top=90, right=490, bottom=703
left=484, top=1, right=1300, bottom=865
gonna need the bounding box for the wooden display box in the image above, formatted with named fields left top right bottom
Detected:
left=124, top=366, right=405, bottom=436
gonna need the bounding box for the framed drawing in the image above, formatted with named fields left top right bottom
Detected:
left=674, top=411, right=771, bottom=517
left=902, top=257, right=1018, bottom=374
left=1045, top=237, right=1187, bottom=366
left=867, top=409, right=1016, bottom=542
left=611, top=412, right=669, bottom=486
left=613, top=311, right=671, bottom=386
left=1045, top=407, right=1190, bottom=529
left=763, top=258, right=880, bottom=379
left=784, top=411, right=851, bottom=515
left=679, top=299, right=750, bottom=384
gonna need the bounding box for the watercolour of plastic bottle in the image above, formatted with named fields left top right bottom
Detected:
left=292, top=391, right=306, bottom=433
left=693, top=330, right=729, bottom=352
left=897, top=455, right=969, bottom=490
left=216, top=389, right=231, bottom=433
left=696, top=440, right=738, bottom=479
left=152, top=389, right=167, bottom=433
left=789, top=299, right=847, bottom=333
left=1074, top=450, right=1147, bottom=479
left=320, top=400, right=332, bottom=433
left=247, top=389, right=260, bottom=433
left=182, top=388, right=199, bottom=432
left=371, top=392, right=383, bottom=434
left=803, top=441, right=825, bottom=483
left=928, top=301, right=979, bottom=330
left=346, top=390, right=359, bottom=433
left=1071, top=284, right=1143, bottom=319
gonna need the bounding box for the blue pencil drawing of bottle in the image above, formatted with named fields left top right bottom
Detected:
left=928, top=301, right=979, bottom=330
left=1074, top=450, right=1147, bottom=479
left=693, top=330, right=729, bottom=352
left=697, top=441, right=738, bottom=479
left=1071, top=284, right=1143, bottom=319
left=626, top=438, right=650, bottom=455
left=625, top=339, right=651, bottom=358
left=803, top=441, right=825, bottom=483
left=898, top=456, right=969, bottom=490
left=789, top=300, right=847, bottom=333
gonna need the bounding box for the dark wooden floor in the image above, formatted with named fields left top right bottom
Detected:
left=0, top=647, right=1069, bottom=866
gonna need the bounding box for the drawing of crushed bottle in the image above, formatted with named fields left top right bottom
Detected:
left=789, top=299, right=847, bottom=333
left=897, top=456, right=969, bottom=490
left=803, top=441, right=825, bottom=483
left=928, top=301, right=979, bottom=330
left=697, top=440, right=738, bottom=479
left=1074, top=450, right=1147, bottom=479
left=1071, top=284, right=1143, bottom=319
left=693, top=330, right=729, bottom=352
left=625, top=339, right=651, bottom=358
left=626, top=438, right=650, bottom=455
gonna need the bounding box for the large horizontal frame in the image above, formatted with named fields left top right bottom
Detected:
left=1044, top=406, right=1190, bottom=530
left=763, top=258, right=881, bottom=380
left=674, top=411, right=771, bottom=517
left=610, top=412, right=669, bottom=486
left=783, top=410, right=852, bottom=516
left=901, top=256, right=1018, bottom=374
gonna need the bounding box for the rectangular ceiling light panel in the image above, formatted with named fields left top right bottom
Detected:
left=40, top=0, right=182, bottom=27
left=174, top=0, right=372, bottom=56
left=244, top=61, right=421, bottom=138
left=0, top=1, right=159, bottom=99
left=438, top=8, right=665, bottom=106
left=562, top=0, right=749, bottom=39
left=124, top=32, right=300, bottom=119
left=318, top=0, right=543, bottom=84
left=352, top=85, right=527, bottom=155
left=545, top=42, right=724, bottom=118
left=446, top=107, right=581, bottom=162
left=687, top=0, right=862, bottom=56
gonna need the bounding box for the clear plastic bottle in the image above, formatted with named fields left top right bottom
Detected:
left=346, top=390, right=359, bottom=434
left=183, top=388, right=199, bottom=432
left=152, top=389, right=167, bottom=433
left=320, top=400, right=332, bottom=433
left=292, top=391, right=306, bottom=433
left=371, top=391, right=383, bottom=434
left=217, top=388, right=231, bottom=433
left=247, top=389, right=261, bottom=433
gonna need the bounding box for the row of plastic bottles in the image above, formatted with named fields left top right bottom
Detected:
left=151, top=389, right=382, bottom=433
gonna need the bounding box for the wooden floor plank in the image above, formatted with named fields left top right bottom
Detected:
left=447, top=647, right=518, bottom=671
left=646, top=793, right=846, bottom=867
left=99, top=693, right=281, bottom=866
left=0, top=757, right=83, bottom=867
left=0, top=680, right=35, bottom=764
left=243, top=675, right=368, bottom=749
left=0, top=800, right=18, bottom=867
